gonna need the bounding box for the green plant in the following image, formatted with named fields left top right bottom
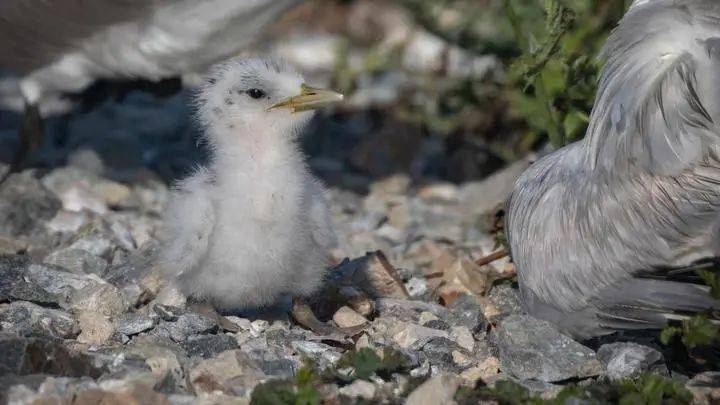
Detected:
left=334, top=347, right=410, bottom=381
left=250, top=360, right=322, bottom=405
left=504, top=0, right=628, bottom=148
left=661, top=314, right=720, bottom=349
left=455, top=374, right=692, bottom=405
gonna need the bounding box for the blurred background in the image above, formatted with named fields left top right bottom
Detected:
left=0, top=0, right=631, bottom=191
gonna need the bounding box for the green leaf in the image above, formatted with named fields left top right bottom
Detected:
left=660, top=326, right=682, bottom=345
left=681, top=315, right=720, bottom=349
left=698, top=269, right=720, bottom=299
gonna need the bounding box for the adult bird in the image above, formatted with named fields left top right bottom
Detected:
left=0, top=0, right=303, bottom=171
left=506, top=0, right=720, bottom=339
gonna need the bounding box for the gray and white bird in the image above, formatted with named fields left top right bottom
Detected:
left=507, top=0, right=720, bottom=339
left=159, top=58, right=342, bottom=312
left=0, top=0, right=302, bottom=173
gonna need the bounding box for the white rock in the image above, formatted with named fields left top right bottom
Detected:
left=392, top=323, right=449, bottom=349
left=333, top=306, right=368, bottom=328
left=406, top=373, right=460, bottom=405
left=339, top=379, right=376, bottom=400
left=450, top=326, right=475, bottom=352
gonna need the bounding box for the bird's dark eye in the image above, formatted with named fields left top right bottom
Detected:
left=246, top=88, right=265, bottom=99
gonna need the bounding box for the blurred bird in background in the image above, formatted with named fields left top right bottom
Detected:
left=0, top=0, right=303, bottom=175
left=507, top=0, right=720, bottom=339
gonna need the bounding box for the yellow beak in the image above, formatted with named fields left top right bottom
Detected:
left=266, top=84, right=344, bottom=113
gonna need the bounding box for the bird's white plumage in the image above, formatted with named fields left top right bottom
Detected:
left=0, top=0, right=302, bottom=115
left=159, top=58, right=336, bottom=309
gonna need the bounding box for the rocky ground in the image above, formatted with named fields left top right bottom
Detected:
left=0, top=155, right=718, bottom=405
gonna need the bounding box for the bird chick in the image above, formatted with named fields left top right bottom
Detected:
left=160, top=58, right=343, bottom=310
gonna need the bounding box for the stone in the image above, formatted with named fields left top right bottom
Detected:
left=405, top=277, right=429, bottom=298
left=69, top=282, right=129, bottom=317
left=482, top=284, right=522, bottom=321
left=333, top=306, right=368, bottom=328
left=0, top=333, right=102, bottom=377
left=492, top=315, right=602, bottom=382
left=393, top=324, right=450, bottom=349
left=375, top=298, right=449, bottom=322
left=115, top=313, right=156, bottom=336
left=446, top=295, right=487, bottom=333
left=0, top=171, right=61, bottom=238
left=165, top=313, right=217, bottom=342
left=182, top=334, right=238, bottom=359
left=8, top=263, right=122, bottom=312
left=0, top=301, right=78, bottom=339
left=41, top=167, right=133, bottom=214
left=339, top=379, right=376, bottom=400
left=459, top=357, right=501, bottom=384
left=188, top=350, right=267, bottom=396
left=44, top=248, right=108, bottom=275
left=686, top=372, right=720, bottom=405
left=420, top=337, right=465, bottom=369
left=77, top=312, right=115, bottom=346
left=597, top=342, right=668, bottom=380
left=450, top=326, right=475, bottom=352
left=406, top=373, right=459, bottom=405
left=418, top=311, right=439, bottom=325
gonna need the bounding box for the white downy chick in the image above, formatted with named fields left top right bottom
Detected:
left=160, top=58, right=343, bottom=310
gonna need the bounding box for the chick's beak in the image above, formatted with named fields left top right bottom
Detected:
left=267, top=84, right=343, bottom=113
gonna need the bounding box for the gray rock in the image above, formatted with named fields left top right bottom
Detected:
left=0, top=255, right=29, bottom=302
left=115, top=313, right=156, bottom=336
left=8, top=263, right=114, bottom=309
left=44, top=248, right=108, bottom=275
left=492, top=315, right=602, bottom=382
left=405, top=373, right=459, bottom=405
left=486, top=284, right=523, bottom=321
left=420, top=337, right=466, bottom=370
left=0, top=301, right=78, bottom=339
left=182, top=333, right=238, bottom=359
left=597, top=342, right=668, bottom=380
left=165, top=313, right=218, bottom=342
left=375, top=298, right=449, bottom=322
left=153, top=304, right=184, bottom=322
left=686, top=372, right=720, bottom=405
left=446, top=294, right=487, bottom=333
left=0, top=333, right=102, bottom=377
left=0, top=171, right=61, bottom=237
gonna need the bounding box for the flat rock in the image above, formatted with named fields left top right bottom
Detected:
left=44, top=248, right=108, bottom=275
left=492, top=315, right=602, bottom=382
left=188, top=350, right=267, bottom=397
left=446, top=294, right=487, bottom=333
left=182, top=333, right=238, bottom=359
left=0, top=171, right=61, bottom=238
left=0, top=301, right=78, bottom=339
left=597, top=342, right=667, bottom=380
left=406, top=373, right=459, bottom=405
left=115, top=313, right=156, bottom=336
left=0, top=333, right=103, bottom=377
left=164, top=313, right=218, bottom=342
left=333, top=306, right=368, bottom=328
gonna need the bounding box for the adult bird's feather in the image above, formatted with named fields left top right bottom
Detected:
left=507, top=0, right=720, bottom=339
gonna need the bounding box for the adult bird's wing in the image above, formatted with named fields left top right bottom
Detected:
left=584, top=0, right=720, bottom=176
left=0, top=0, right=157, bottom=74
left=160, top=167, right=216, bottom=279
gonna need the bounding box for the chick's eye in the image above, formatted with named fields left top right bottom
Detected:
left=246, top=88, right=266, bottom=99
